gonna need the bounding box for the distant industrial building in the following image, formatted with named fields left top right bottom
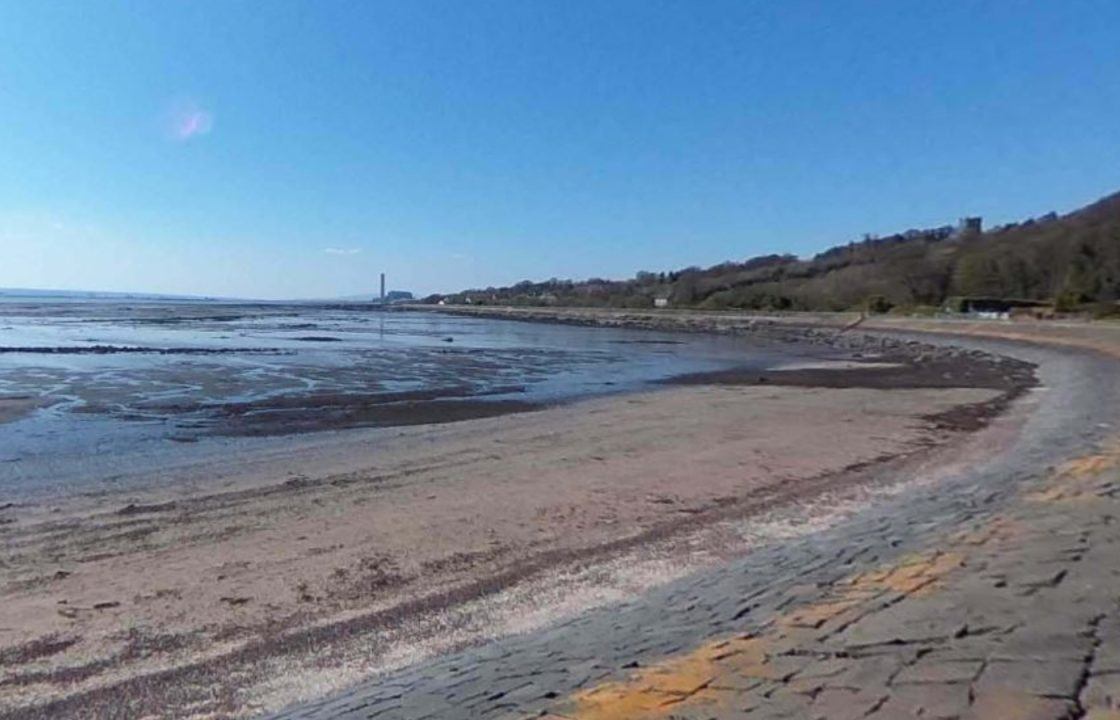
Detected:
left=371, top=274, right=413, bottom=304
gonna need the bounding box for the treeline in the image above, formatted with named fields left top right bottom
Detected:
left=425, top=191, right=1120, bottom=314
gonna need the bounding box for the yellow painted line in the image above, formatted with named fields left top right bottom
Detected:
left=556, top=547, right=968, bottom=719
left=1028, top=440, right=1120, bottom=504
left=552, top=439, right=1120, bottom=719
left=570, top=637, right=757, bottom=720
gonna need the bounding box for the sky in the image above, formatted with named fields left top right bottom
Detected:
left=1, top=1, right=1119, bottom=300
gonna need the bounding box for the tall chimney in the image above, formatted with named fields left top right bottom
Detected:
left=380, top=273, right=386, bottom=303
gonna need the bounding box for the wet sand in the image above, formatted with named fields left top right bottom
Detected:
left=0, top=303, right=809, bottom=462
left=80, top=388, right=543, bottom=438
left=0, top=397, right=40, bottom=426
left=0, top=347, right=1026, bottom=718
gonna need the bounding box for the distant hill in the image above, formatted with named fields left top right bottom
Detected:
left=427, top=191, right=1120, bottom=314
left=0, top=288, right=225, bottom=302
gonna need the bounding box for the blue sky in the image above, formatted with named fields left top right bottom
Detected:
left=1, top=1, right=1119, bottom=299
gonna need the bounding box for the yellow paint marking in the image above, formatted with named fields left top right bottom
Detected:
left=1029, top=440, right=1120, bottom=504
left=549, top=439, right=1120, bottom=718
left=561, top=547, right=969, bottom=719
left=845, top=551, right=963, bottom=597
left=569, top=636, right=763, bottom=719
left=950, top=517, right=1023, bottom=547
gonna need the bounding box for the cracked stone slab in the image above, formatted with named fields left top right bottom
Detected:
left=891, top=658, right=984, bottom=685
left=875, top=682, right=971, bottom=718
left=963, top=689, right=1076, bottom=720
left=974, top=659, right=1086, bottom=699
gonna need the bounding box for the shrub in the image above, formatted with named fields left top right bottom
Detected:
left=1090, top=301, right=1120, bottom=319
left=865, top=295, right=893, bottom=314
left=1054, top=291, right=1087, bottom=313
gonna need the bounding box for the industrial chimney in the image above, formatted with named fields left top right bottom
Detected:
left=380, top=273, right=386, bottom=303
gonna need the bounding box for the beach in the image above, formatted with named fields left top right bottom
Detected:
left=0, top=306, right=1039, bottom=718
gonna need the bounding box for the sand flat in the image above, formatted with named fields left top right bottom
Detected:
left=0, top=382, right=1001, bottom=716
left=0, top=396, right=38, bottom=425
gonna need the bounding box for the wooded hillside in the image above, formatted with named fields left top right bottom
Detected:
left=427, top=191, right=1120, bottom=314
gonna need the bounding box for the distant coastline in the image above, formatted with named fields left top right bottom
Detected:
left=0, top=287, right=229, bottom=302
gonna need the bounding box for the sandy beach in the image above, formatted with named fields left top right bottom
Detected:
left=0, top=319, right=1033, bottom=719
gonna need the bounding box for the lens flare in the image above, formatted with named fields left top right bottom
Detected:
left=165, top=99, right=214, bottom=141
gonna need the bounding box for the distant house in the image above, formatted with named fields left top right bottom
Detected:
left=953, top=217, right=983, bottom=237
left=654, top=297, right=670, bottom=309
left=944, top=296, right=1052, bottom=319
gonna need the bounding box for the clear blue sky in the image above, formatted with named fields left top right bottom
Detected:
left=1, top=1, right=1119, bottom=299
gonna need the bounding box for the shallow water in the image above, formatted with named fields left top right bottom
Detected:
left=0, top=300, right=805, bottom=499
